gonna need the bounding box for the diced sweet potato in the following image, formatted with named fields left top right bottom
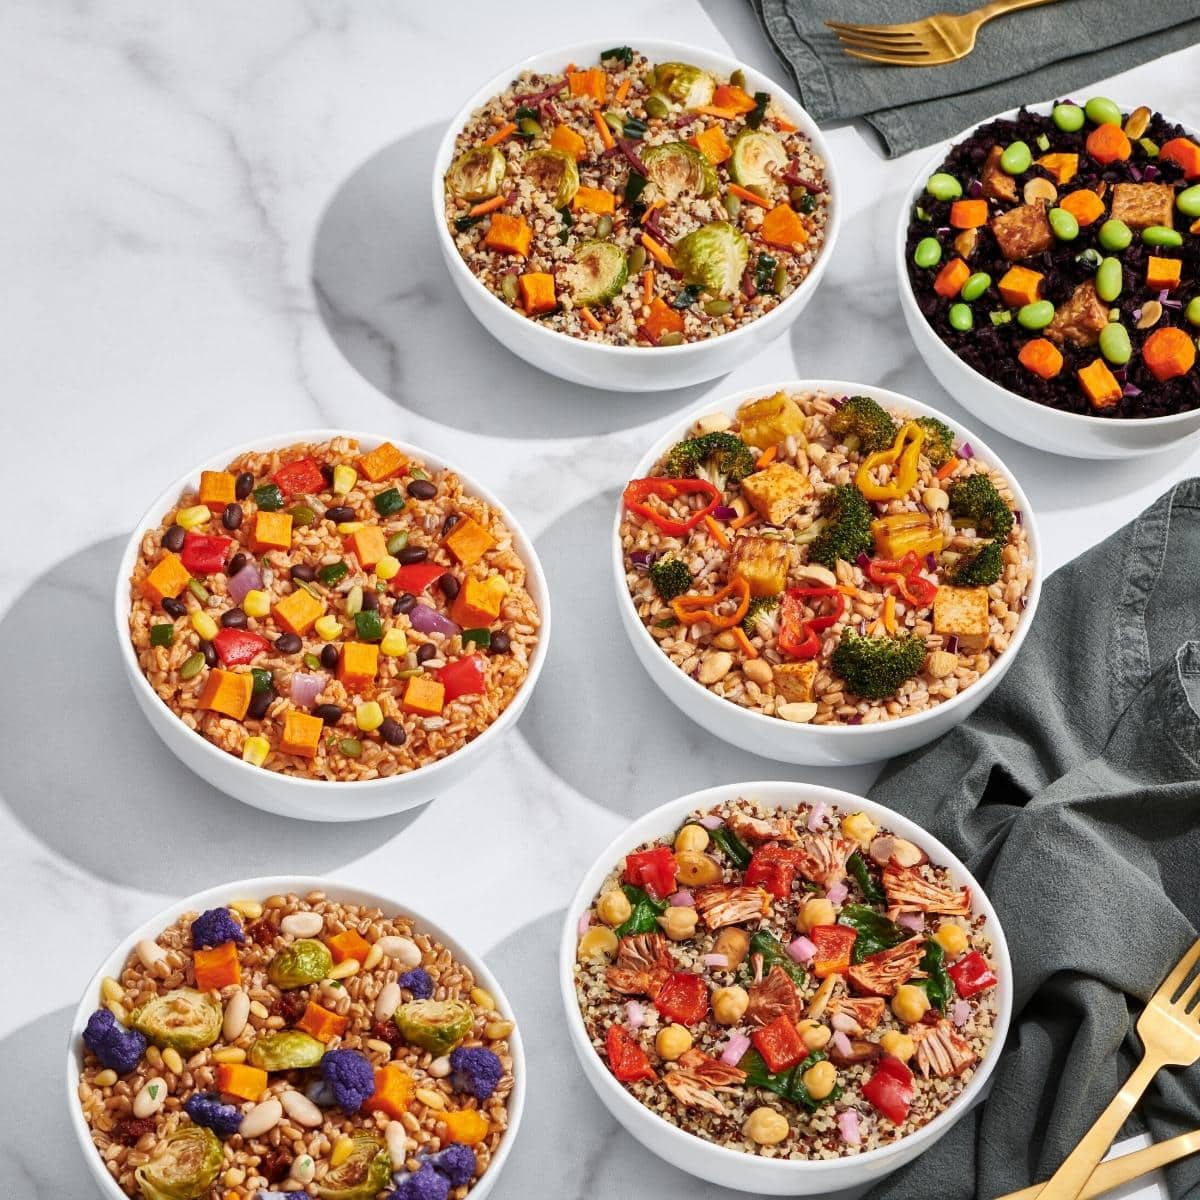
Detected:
left=296, top=1000, right=348, bottom=1043
left=740, top=461, right=814, bottom=525
left=1161, top=137, right=1200, bottom=180
left=1142, top=326, right=1196, bottom=382
left=933, top=257, right=970, bottom=298
left=338, top=642, right=379, bottom=691
left=517, top=272, right=557, bottom=315
left=1045, top=281, right=1109, bottom=348
left=272, top=588, right=326, bottom=637
left=692, top=125, right=731, bottom=165
left=566, top=68, right=607, bottom=103
left=198, top=669, right=253, bottom=720
left=326, top=928, right=372, bottom=965
left=990, top=203, right=1054, bottom=260
left=216, top=1063, right=267, bottom=1103
left=443, top=515, right=496, bottom=567
left=1058, top=189, right=1105, bottom=227
left=363, top=1064, right=415, bottom=1121
left=1018, top=338, right=1064, bottom=380
left=483, top=213, right=533, bottom=257
left=1036, top=153, right=1078, bottom=184
left=198, top=471, right=237, bottom=512
left=357, top=442, right=405, bottom=483
left=572, top=186, right=616, bottom=215
left=997, top=266, right=1042, bottom=307
left=279, top=710, right=324, bottom=758
left=949, top=199, right=989, bottom=229
left=401, top=675, right=445, bottom=717
left=450, top=575, right=508, bottom=627
left=1146, top=256, right=1182, bottom=291
left=640, top=296, right=685, bottom=344
left=1109, top=182, right=1174, bottom=230
left=252, top=510, right=293, bottom=552
left=728, top=535, right=791, bottom=597
left=1077, top=358, right=1123, bottom=409
left=193, top=941, right=241, bottom=991
left=711, top=84, right=757, bottom=114
left=773, top=660, right=817, bottom=703
left=933, top=586, right=990, bottom=652
left=760, top=204, right=809, bottom=249
left=142, top=552, right=192, bottom=604
left=980, top=146, right=1016, bottom=203
left=549, top=123, right=587, bottom=161
left=440, top=1108, right=489, bottom=1144
left=345, top=525, right=388, bottom=570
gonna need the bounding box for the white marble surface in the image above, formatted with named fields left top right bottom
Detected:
left=2, top=1, right=1196, bottom=1195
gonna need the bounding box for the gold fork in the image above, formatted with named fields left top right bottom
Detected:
left=828, top=0, right=1059, bottom=67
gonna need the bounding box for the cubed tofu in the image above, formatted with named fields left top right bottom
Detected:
left=338, top=642, right=379, bottom=691
left=444, top=515, right=496, bottom=567
left=356, top=442, right=406, bottom=483
left=728, top=535, right=791, bottom=597
left=198, top=669, right=253, bottom=720
left=933, top=586, right=990, bottom=652
left=279, top=710, right=324, bottom=759
left=450, top=575, right=508, bottom=627
left=735, top=392, right=806, bottom=449
left=401, top=675, right=445, bottom=716
left=740, top=462, right=814, bottom=526
left=272, top=588, right=326, bottom=637
left=252, top=510, right=293, bottom=552
left=345, top=525, right=388, bottom=570
left=990, top=202, right=1054, bottom=261
left=773, top=660, right=817, bottom=703
left=1045, top=281, right=1109, bottom=348
left=141, top=552, right=192, bottom=604
left=1109, top=182, right=1174, bottom=230
left=198, top=470, right=237, bottom=511
left=980, top=145, right=1017, bottom=203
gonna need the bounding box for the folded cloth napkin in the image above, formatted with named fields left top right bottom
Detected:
left=751, top=0, right=1200, bottom=157
left=862, top=479, right=1200, bottom=1199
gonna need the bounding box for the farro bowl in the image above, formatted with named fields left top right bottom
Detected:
left=613, top=382, right=1041, bottom=766
left=116, top=431, right=550, bottom=822
left=433, top=40, right=840, bottom=391
left=559, top=782, right=1010, bottom=1195
left=69, top=877, right=525, bottom=1200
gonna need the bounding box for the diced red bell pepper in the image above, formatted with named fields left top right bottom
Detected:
left=389, top=562, right=446, bottom=595
left=622, top=846, right=677, bottom=901
left=778, top=587, right=845, bottom=660
left=435, top=655, right=486, bottom=702
left=810, top=924, right=858, bottom=979
left=751, top=1013, right=806, bottom=1073
left=605, top=1024, right=656, bottom=1083
left=180, top=532, right=232, bottom=576
left=272, top=457, right=326, bottom=497
left=745, top=845, right=805, bottom=900
left=213, top=627, right=272, bottom=666
left=863, top=1055, right=914, bottom=1124
left=947, top=950, right=998, bottom=998
left=653, top=972, right=709, bottom=1027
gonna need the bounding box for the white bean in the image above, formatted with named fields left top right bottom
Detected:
left=385, top=1120, right=408, bottom=1168
left=132, top=1077, right=167, bottom=1118
left=427, top=1055, right=451, bottom=1078
left=290, top=1154, right=316, bottom=1184
left=280, top=1089, right=323, bottom=1128
left=280, top=912, right=323, bottom=938
left=135, top=938, right=166, bottom=970
left=239, top=1097, right=282, bottom=1139
left=374, top=981, right=402, bottom=1024
left=377, top=935, right=421, bottom=968
left=223, top=990, right=250, bottom=1042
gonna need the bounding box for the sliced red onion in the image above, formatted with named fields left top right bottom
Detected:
left=1133, top=307, right=1144, bottom=321
left=1158, top=289, right=1171, bottom=303
left=829, top=395, right=847, bottom=409
left=897, top=911, right=924, bottom=932
left=967, top=178, right=983, bottom=198
left=626, top=1001, right=645, bottom=1029
left=1013, top=509, right=1023, bottom=526
left=837, top=1109, right=862, bottom=1146
left=289, top=672, right=326, bottom=708
left=858, top=618, right=867, bottom=636
left=830, top=1012, right=859, bottom=1033
left=698, top=814, right=724, bottom=830
left=807, top=801, right=828, bottom=831
left=577, top=910, right=591, bottom=938
left=410, top=603, right=460, bottom=637
left=872, top=501, right=890, bottom=516
left=1113, top=366, right=1127, bottom=383
left=951, top=998, right=972, bottom=1028
left=1144, top=163, right=1160, bottom=181
left=228, top=562, right=263, bottom=604
left=945, top=635, right=960, bottom=654
left=1129, top=165, right=1143, bottom=182
left=629, top=550, right=654, bottom=570
left=703, top=952, right=730, bottom=969
left=848, top=713, right=864, bottom=726
left=1123, top=382, right=1143, bottom=397
left=788, top=936, right=816, bottom=964
left=856, top=552, right=872, bottom=570
left=1163, top=298, right=1183, bottom=310
left=826, top=881, right=849, bottom=905
left=669, top=889, right=695, bottom=907
left=712, top=505, right=737, bottom=521
left=934, top=225, right=951, bottom=236
left=831, top=1030, right=853, bottom=1058
left=720, top=1032, right=751, bottom=1066
left=925, top=551, right=938, bottom=572
left=957, top=441, right=975, bottom=460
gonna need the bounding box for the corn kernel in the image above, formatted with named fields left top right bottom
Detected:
left=356, top=701, right=384, bottom=731
left=191, top=611, right=219, bottom=641
left=315, top=615, right=342, bottom=641
left=380, top=628, right=408, bottom=657
left=337, top=521, right=364, bottom=535
left=332, top=464, right=358, bottom=496
left=243, top=589, right=271, bottom=619
left=330, top=1136, right=355, bottom=1168
left=242, top=736, right=270, bottom=767
left=176, top=504, right=211, bottom=530
left=375, top=554, right=400, bottom=581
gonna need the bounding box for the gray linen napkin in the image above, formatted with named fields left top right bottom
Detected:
left=751, top=0, right=1200, bottom=157
left=861, top=479, right=1200, bottom=1199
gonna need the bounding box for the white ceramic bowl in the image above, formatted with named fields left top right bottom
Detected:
left=559, top=781, right=1011, bottom=1195
left=67, top=875, right=525, bottom=1200
left=612, top=380, right=1042, bottom=765
left=115, top=429, right=551, bottom=822
left=897, top=98, right=1200, bottom=459
left=432, top=39, right=841, bottom=392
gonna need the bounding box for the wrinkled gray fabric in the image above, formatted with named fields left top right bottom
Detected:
left=861, top=479, right=1200, bottom=1199
left=750, top=0, right=1200, bottom=157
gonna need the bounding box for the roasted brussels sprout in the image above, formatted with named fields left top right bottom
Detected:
left=268, top=938, right=332, bottom=990
left=672, top=221, right=749, bottom=298
left=134, top=1127, right=222, bottom=1200
left=729, top=129, right=787, bottom=192
left=131, top=989, right=221, bottom=1055
left=524, top=148, right=579, bottom=209
left=446, top=145, right=506, bottom=201
left=394, top=998, right=473, bottom=1055
left=314, top=1132, right=392, bottom=1200
left=653, top=62, right=716, bottom=109
left=562, top=241, right=628, bottom=305
left=248, top=1030, right=325, bottom=1071
left=643, top=142, right=717, bottom=202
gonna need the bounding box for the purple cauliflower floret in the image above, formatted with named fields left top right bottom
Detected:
left=191, top=906, right=245, bottom=949
left=397, top=968, right=433, bottom=1000
left=185, top=1091, right=243, bottom=1138
left=256, top=1193, right=310, bottom=1200
left=389, top=1163, right=449, bottom=1200
left=82, top=1009, right=147, bottom=1075
left=425, top=1143, right=476, bottom=1189
left=449, top=1047, right=503, bottom=1101
left=320, top=1049, right=375, bottom=1113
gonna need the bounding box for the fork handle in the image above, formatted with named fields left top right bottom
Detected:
left=979, top=0, right=1059, bottom=22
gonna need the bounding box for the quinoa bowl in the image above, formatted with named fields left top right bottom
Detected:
left=613, top=381, right=1041, bottom=766
left=559, top=781, right=1010, bottom=1195
left=433, top=40, right=840, bottom=392
left=898, top=96, right=1200, bottom=458
left=116, top=431, right=550, bottom=822
left=68, top=876, right=525, bottom=1200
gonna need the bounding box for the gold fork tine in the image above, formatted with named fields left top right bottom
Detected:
left=832, top=35, right=931, bottom=57
left=840, top=47, right=936, bottom=65
left=826, top=19, right=923, bottom=37
left=1161, top=938, right=1200, bottom=1001
left=1178, top=970, right=1200, bottom=1012
left=830, top=28, right=925, bottom=49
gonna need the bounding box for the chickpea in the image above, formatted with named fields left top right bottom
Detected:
left=743, top=1105, right=789, bottom=1146
left=796, top=1019, right=832, bottom=1051
left=711, top=985, right=749, bottom=1026
left=713, top=927, right=750, bottom=969
left=655, top=1024, right=693, bottom=1061
left=891, top=984, right=931, bottom=1025
left=576, top=926, right=618, bottom=962
left=802, top=1059, right=838, bottom=1101
left=879, top=1030, right=915, bottom=1063
left=674, top=824, right=710, bottom=854
left=596, top=889, right=632, bottom=928
left=797, top=897, right=836, bottom=933
left=658, top=906, right=698, bottom=941
left=675, top=851, right=722, bottom=887
left=935, top=921, right=969, bottom=958
left=841, top=811, right=877, bottom=849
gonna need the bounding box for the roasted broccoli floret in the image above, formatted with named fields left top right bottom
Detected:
left=915, top=416, right=955, bottom=468
left=951, top=541, right=1003, bottom=586
left=649, top=556, right=693, bottom=601
left=827, top=395, right=898, bottom=454
left=807, top=484, right=874, bottom=570
left=949, top=474, right=1013, bottom=538
left=831, top=631, right=928, bottom=700
left=663, top=431, right=757, bottom=490
left=741, top=594, right=781, bottom=640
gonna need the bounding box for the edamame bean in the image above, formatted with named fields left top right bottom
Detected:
left=1095, top=256, right=1123, bottom=302
left=1000, top=140, right=1032, bottom=175
left=1052, top=103, right=1085, bottom=132
left=1177, top=185, right=1200, bottom=218
left=925, top=172, right=962, bottom=201
left=961, top=271, right=991, bottom=301
left=1017, top=300, right=1055, bottom=329
left=1097, top=219, right=1132, bottom=251
left=1187, top=297, right=1200, bottom=328
left=1084, top=96, right=1122, bottom=127
left=1143, top=225, right=1183, bottom=248
left=913, top=237, right=942, bottom=269
left=948, top=303, right=973, bottom=331
left=1048, top=207, right=1079, bottom=241
left=1099, top=322, right=1132, bottom=365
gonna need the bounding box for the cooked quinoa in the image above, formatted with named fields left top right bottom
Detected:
left=78, top=891, right=515, bottom=1198
left=128, top=437, right=539, bottom=781
left=573, top=794, right=999, bottom=1160
left=444, top=47, right=830, bottom=345
left=619, top=390, right=1034, bottom=726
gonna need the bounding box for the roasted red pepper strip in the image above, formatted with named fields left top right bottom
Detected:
left=654, top=972, right=709, bottom=1026
left=623, top=846, right=677, bottom=901
left=778, top=587, right=846, bottom=659
left=435, top=655, right=486, bottom=702
left=866, top=552, right=938, bottom=608
left=751, top=1013, right=807, bottom=1072
left=272, top=457, right=326, bottom=497
left=180, top=532, right=233, bottom=576
left=863, top=1055, right=914, bottom=1124
left=745, top=845, right=806, bottom=900
left=947, top=950, right=998, bottom=998
left=389, top=562, right=446, bottom=595
left=605, top=1025, right=656, bottom=1083
left=810, top=924, right=858, bottom=978
left=212, top=627, right=271, bottom=666
left=623, top=477, right=721, bottom=537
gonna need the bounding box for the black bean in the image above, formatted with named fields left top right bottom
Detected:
left=393, top=592, right=416, bottom=615
left=314, top=703, right=343, bottom=725
left=325, top=505, right=356, bottom=524
left=227, top=552, right=248, bottom=577
left=441, top=514, right=461, bottom=537
left=248, top=690, right=272, bottom=720
left=221, top=503, right=243, bottom=531
left=200, top=639, right=218, bottom=668
left=162, top=596, right=187, bottom=619
left=379, top=718, right=406, bottom=746
left=320, top=643, right=339, bottom=670
left=437, top=574, right=460, bottom=601
left=398, top=546, right=428, bottom=564
left=163, top=525, right=186, bottom=553
left=220, top=607, right=247, bottom=629
left=290, top=563, right=317, bottom=583
left=320, top=463, right=334, bottom=489
left=235, top=472, right=254, bottom=500
left=407, top=480, right=437, bottom=501
left=490, top=631, right=511, bottom=654
left=361, top=589, right=380, bottom=611
left=416, top=643, right=436, bottom=664
left=275, top=633, right=302, bottom=655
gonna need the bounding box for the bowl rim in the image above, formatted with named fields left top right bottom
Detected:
left=558, top=780, right=1013, bottom=1177
left=65, top=874, right=526, bottom=1200
left=113, top=427, right=552, bottom=794
left=610, top=378, right=1043, bottom=740
left=431, top=37, right=842, bottom=360
left=895, top=95, right=1200, bottom=430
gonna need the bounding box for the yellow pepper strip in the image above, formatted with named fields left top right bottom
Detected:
left=670, top=577, right=751, bottom=629
left=882, top=594, right=897, bottom=635
left=855, top=421, right=925, bottom=502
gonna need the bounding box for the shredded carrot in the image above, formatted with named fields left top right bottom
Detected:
left=732, top=626, right=759, bottom=659
left=704, top=515, right=730, bottom=550
left=615, top=78, right=631, bottom=104
left=755, top=445, right=778, bottom=469
left=730, top=512, right=757, bottom=531
left=640, top=197, right=666, bottom=224
left=882, top=594, right=897, bottom=636
left=836, top=585, right=861, bottom=599
left=773, top=118, right=798, bottom=133
left=868, top=618, right=886, bottom=638
left=641, top=233, right=675, bottom=269
left=642, top=269, right=654, bottom=306
left=727, top=183, right=771, bottom=209
left=467, top=194, right=508, bottom=218
left=936, top=458, right=960, bottom=480
left=593, top=107, right=615, bottom=150
left=580, top=306, right=604, bottom=332
left=696, top=104, right=739, bottom=120
left=484, top=122, right=516, bottom=147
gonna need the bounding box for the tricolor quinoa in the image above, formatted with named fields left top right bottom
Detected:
left=573, top=794, right=999, bottom=1160
left=443, top=46, right=829, bottom=345
left=620, top=390, right=1033, bottom=726
left=128, top=437, right=539, bottom=781
left=78, top=891, right=515, bottom=1198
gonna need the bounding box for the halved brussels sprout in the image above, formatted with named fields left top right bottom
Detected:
left=642, top=142, right=718, bottom=202
left=131, top=989, right=221, bottom=1055
left=729, top=129, right=787, bottom=191
left=394, top=998, right=473, bottom=1055
left=446, top=145, right=507, bottom=202
left=561, top=241, right=628, bottom=306
left=248, top=1030, right=325, bottom=1071
left=268, top=938, right=332, bottom=990
left=672, top=221, right=749, bottom=298
left=653, top=62, right=716, bottom=109
left=134, top=1127, right=222, bottom=1200
left=524, top=149, right=579, bottom=209
left=314, top=1132, right=391, bottom=1200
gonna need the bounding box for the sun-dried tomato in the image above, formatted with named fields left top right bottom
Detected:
left=112, top=1117, right=155, bottom=1146
left=260, top=1148, right=291, bottom=1183
left=245, top=919, right=276, bottom=946
left=371, top=1020, right=403, bottom=1047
